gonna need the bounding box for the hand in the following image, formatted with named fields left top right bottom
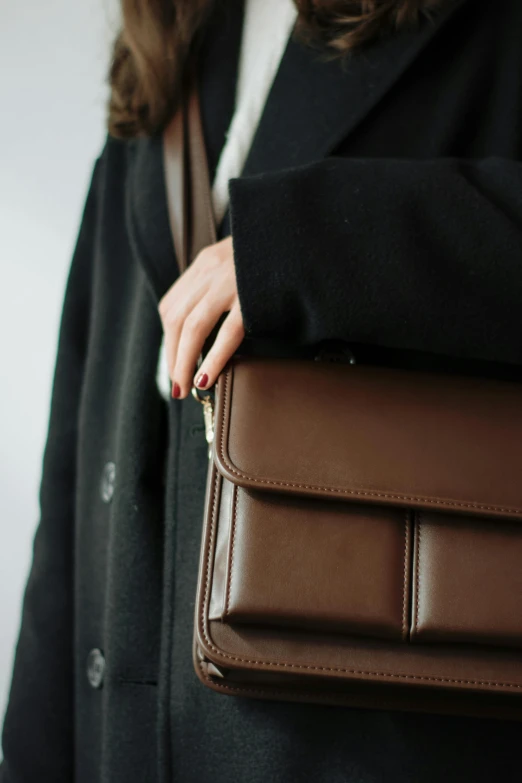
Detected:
left=158, top=236, right=245, bottom=399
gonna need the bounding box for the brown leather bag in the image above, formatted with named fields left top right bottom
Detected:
left=163, top=78, right=522, bottom=721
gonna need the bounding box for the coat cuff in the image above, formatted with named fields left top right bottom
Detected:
left=228, top=171, right=307, bottom=342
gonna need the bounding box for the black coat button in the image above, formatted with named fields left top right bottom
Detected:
left=86, top=648, right=106, bottom=689
left=100, top=461, right=116, bottom=503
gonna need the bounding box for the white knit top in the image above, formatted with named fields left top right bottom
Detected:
left=156, top=0, right=298, bottom=400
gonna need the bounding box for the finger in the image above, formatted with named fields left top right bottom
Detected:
left=172, top=295, right=226, bottom=398
left=157, top=253, right=204, bottom=319
left=158, top=241, right=222, bottom=322
left=193, top=304, right=245, bottom=391
left=161, top=277, right=210, bottom=382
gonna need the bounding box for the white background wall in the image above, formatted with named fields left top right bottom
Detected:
left=0, top=0, right=118, bottom=750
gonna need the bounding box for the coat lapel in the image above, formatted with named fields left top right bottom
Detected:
left=240, top=0, right=469, bottom=179
left=127, top=0, right=244, bottom=302
left=197, top=0, right=245, bottom=182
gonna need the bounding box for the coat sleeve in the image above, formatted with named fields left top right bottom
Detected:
left=0, top=156, right=101, bottom=781
left=229, top=156, right=522, bottom=366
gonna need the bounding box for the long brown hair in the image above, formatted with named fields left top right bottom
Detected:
left=108, top=0, right=444, bottom=139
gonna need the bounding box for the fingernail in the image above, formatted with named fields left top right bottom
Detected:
left=172, top=382, right=181, bottom=399
left=195, top=372, right=208, bottom=389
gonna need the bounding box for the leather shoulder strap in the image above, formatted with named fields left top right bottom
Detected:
left=163, top=97, right=188, bottom=274
left=163, top=72, right=217, bottom=275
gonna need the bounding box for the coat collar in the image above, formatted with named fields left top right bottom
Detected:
left=241, top=0, right=468, bottom=178
left=128, top=0, right=468, bottom=303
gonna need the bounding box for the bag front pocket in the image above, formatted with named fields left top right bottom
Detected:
left=209, top=481, right=412, bottom=642
left=411, top=512, right=522, bottom=648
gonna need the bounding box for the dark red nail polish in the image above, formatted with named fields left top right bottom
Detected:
left=172, top=382, right=181, bottom=399
left=195, top=373, right=208, bottom=389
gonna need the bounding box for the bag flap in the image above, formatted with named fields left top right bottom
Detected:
left=213, top=357, right=522, bottom=520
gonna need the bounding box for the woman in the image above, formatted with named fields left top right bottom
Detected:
left=2, top=0, right=522, bottom=780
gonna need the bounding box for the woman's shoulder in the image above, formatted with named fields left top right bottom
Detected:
left=92, top=134, right=133, bottom=195
left=81, top=130, right=171, bottom=303
left=86, top=133, right=147, bottom=241
left=92, top=132, right=165, bottom=219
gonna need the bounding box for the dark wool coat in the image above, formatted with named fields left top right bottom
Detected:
left=3, top=0, right=522, bottom=781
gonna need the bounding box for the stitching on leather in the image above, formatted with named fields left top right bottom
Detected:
left=201, top=455, right=522, bottom=691
left=198, top=662, right=333, bottom=700
left=414, top=513, right=421, bottom=636
left=198, top=662, right=387, bottom=703
left=402, top=512, right=410, bottom=639
left=218, top=367, right=522, bottom=517
left=224, top=485, right=238, bottom=617
left=198, top=663, right=282, bottom=697
left=203, top=466, right=221, bottom=635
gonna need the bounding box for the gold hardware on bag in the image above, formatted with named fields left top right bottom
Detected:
left=191, top=386, right=215, bottom=458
